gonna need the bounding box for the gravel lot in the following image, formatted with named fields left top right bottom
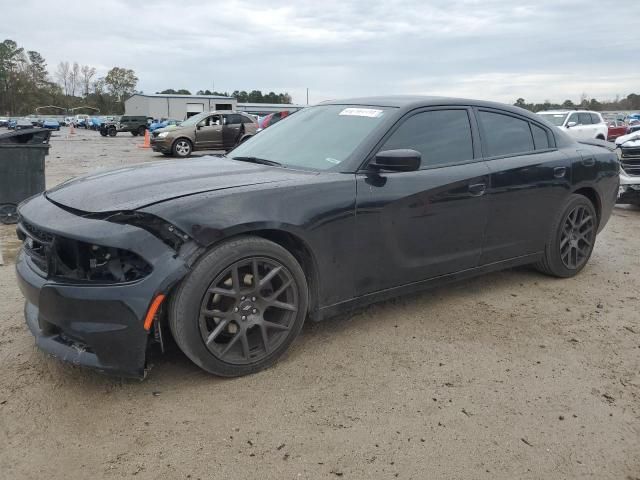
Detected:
left=1, top=127, right=639, bottom=479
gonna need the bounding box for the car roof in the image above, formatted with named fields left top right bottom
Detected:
left=538, top=110, right=598, bottom=114
left=319, top=95, right=549, bottom=122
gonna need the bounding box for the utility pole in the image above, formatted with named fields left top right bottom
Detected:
left=306, top=88, right=309, bottom=105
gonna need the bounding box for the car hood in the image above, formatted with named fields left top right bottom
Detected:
left=45, top=156, right=312, bottom=213
left=615, top=132, right=640, bottom=146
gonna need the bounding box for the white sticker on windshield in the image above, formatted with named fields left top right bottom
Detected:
left=325, top=157, right=341, bottom=164
left=339, top=108, right=384, bottom=118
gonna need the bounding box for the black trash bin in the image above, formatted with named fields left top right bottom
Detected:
left=0, top=128, right=51, bottom=224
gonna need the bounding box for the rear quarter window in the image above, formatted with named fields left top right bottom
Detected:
left=531, top=123, right=551, bottom=150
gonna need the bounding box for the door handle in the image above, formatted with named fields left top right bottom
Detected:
left=468, top=183, right=486, bottom=196
left=554, top=166, right=567, bottom=178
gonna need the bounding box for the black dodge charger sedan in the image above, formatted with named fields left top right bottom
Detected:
left=15, top=96, right=619, bottom=378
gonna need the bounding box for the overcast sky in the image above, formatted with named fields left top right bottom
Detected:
left=3, top=0, right=639, bottom=105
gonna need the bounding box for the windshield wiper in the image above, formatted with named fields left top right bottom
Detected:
left=230, top=156, right=283, bottom=167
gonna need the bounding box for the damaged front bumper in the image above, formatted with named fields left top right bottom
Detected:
left=618, top=171, right=640, bottom=204
left=15, top=194, right=191, bottom=378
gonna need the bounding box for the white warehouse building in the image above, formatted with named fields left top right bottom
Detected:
left=124, top=94, right=306, bottom=120
left=124, top=93, right=237, bottom=119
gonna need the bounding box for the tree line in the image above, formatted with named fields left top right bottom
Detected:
left=514, top=93, right=640, bottom=113
left=157, top=88, right=292, bottom=104
left=0, top=38, right=138, bottom=115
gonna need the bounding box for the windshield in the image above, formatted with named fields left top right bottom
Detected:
left=229, top=104, right=391, bottom=170
left=537, top=112, right=568, bottom=127
left=180, top=112, right=209, bottom=127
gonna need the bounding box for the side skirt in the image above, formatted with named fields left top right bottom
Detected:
left=310, top=252, right=542, bottom=322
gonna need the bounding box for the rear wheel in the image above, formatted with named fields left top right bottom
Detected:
left=0, top=204, right=18, bottom=224
left=108, top=126, right=117, bottom=137
left=172, top=138, right=192, bottom=157
left=535, top=194, right=597, bottom=277
left=169, top=236, right=308, bottom=377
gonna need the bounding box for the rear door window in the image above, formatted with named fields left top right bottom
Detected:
left=478, top=111, right=534, bottom=157
left=579, top=113, right=592, bottom=125
left=590, top=113, right=601, bottom=124
left=380, top=109, right=474, bottom=168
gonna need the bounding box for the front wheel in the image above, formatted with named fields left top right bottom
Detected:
left=172, top=138, right=192, bottom=157
left=131, top=131, right=139, bottom=136
left=169, top=236, right=309, bottom=377
left=535, top=194, right=598, bottom=277
left=108, top=126, right=117, bottom=137
left=138, top=126, right=146, bottom=136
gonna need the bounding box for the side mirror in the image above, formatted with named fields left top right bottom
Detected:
left=371, top=149, right=421, bottom=172
left=567, top=121, right=577, bottom=128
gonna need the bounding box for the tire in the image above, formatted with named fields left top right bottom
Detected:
left=172, top=138, right=193, bottom=157
left=596, top=135, right=605, bottom=140
left=534, top=194, right=598, bottom=278
left=169, top=236, right=309, bottom=377
left=0, top=204, right=18, bottom=224
left=138, top=126, right=146, bottom=136
left=131, top=131, right=139, bottom=136
left=108, top=126, right=117, bottom=137
left=100, top=130, right=107, bottom=137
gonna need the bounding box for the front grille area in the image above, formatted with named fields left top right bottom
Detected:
left=620, top=147, right=640, bottom=176
left=17, top=219, right=153, bottom=283
left=17, top=220, right=53, bottom=275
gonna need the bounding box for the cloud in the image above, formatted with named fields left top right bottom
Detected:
left=2, top=0, right=639, bottom=104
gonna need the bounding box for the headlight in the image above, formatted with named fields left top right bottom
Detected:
left=157, top=131, right=169, bottom=138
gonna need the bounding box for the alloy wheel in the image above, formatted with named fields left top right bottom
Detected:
left=560, top=205, right=595, bottom=270
left=199, top=257, right=299, bottom=365
left=175, top=140, right=191, bottom=156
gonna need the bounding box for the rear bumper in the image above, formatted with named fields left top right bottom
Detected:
left=15, top=195, right=191, bottom=378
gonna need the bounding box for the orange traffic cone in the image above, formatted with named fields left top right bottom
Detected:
left=138, top=129, right=151, bottom=149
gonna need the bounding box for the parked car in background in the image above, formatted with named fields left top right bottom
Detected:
left=259, top=110, right=290, bottom=130
left=607, top=120, right=628, bottom=141
left=627, top=124, right=640, bottom=135
left=7, top=118, right=17, bottom=129
left=537, top=110, right=607, bottom=140
left=15, top=96, right=618, bottom=378
left=0, top=117, right=8, bottom=127
left=149, top=118, right=182, bottom=132
left=116, top=115, right=152, bottom=136
left=87, top=117, right=104, bottom=130
left=615, top=131, right=640, bottom=205
left=42, top=119, right=60, bottom=131
left=151, top=111, right=257, bottom=157
left=15, top=119, right=33, bottom=130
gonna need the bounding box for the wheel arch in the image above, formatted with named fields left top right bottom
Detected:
left=187, top=226, right=320, bottom=316
left=572, top=186, right=601, bottom=224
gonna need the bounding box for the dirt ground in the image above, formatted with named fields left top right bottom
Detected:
left=0, top=128, right=639, bottom=479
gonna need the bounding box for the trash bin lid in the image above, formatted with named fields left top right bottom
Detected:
left=0, top=128, right=52, bottom=145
